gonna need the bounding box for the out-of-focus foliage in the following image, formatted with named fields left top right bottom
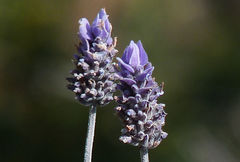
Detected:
left=0, top=0, right=239, bottom=161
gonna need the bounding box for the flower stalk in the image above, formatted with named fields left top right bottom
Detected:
left=140, top=147, right=149, bottom=162
left=84, top=105, right=97, bottom=162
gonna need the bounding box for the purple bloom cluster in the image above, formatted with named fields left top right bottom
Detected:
left=115, top=41, right=167, bottom=149
left=67, top=9, right=117, bottom=106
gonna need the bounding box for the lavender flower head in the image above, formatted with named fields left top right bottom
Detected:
left=67, top=9, right=117, bottom=106
left=115, top=41, right=167, bottom=149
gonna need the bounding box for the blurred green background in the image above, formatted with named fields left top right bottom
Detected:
left=0, top=0, right=240, bottom=161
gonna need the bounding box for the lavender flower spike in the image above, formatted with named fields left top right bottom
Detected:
left=66, top=9, right=117, bottom=162
left=67, top=8, right=117, bottom=106
left=115, top=40, right=167, bottom=161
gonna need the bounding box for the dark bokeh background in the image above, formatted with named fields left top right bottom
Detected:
left=1, top=0, right=240, bottom=161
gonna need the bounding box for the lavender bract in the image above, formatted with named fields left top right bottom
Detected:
left=115, top=41, right=167, bottom=149
left=67, top=9, right=117, bottom=106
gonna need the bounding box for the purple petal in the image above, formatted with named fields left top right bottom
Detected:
left=92, top=10, right=100, bottom=27
left=146, top=79, right=155, bottom=87
left=91, top=25, right=101, bottom=38
left=138, top=87, right=151, bottom=94
left=144, top=62, right=152, bottom=69
left=105, top=17, right=112, bottom=33
left=128, top=41, right=140, bottom=67
left=79, top=38, right=90, bottom=51
left=137, top=40, right=148, bottom=65
left=120, top=78, right=136, bottom=86
left=91, top=8, right=112, bottom=43
left=99, top=9, right=112, bottom=32
left=122, top=45, right=132, bottom=64
left=106, top=37, right=113, bottom=45
left=161, top=132, right=168, bottom=139
left=78, top=18, right=93, bottom=41
left=117, top=57, right=135, bottom=73
left=92, top=10, right=104, bottom=38
left=136, top=66, right=154, bottom=81
left=98, top=8, right=107, bottom=19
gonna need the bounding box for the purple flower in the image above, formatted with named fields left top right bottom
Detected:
left=79, top=18, right=93, bottom=43
left=78, top=8, right=112, bottom=49
left=92, top=8, right=112, bottom=44
left=67, top=9, right=118, bottom=106
left=121, top=40, right=148, bottom=67
left=115, top=41, right=167, bottom=149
